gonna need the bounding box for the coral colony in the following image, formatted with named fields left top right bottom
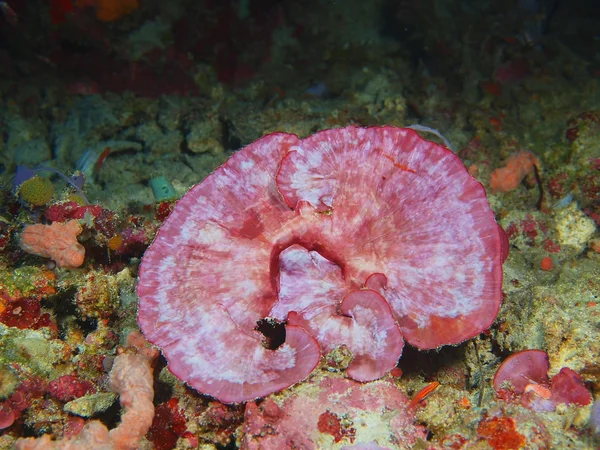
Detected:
left=137, top=125, right=506, bottom=403
left=493, top=349, right=592, bottom=411
left=7, top=124, right=596, bottom=449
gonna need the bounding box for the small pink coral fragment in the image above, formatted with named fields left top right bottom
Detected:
left=490, top=151, right=539, bottom=193
left=549, top=367, right=592, bottom=406
left=19, top=220, right=85, bottom=268
left=493, top=349, right=591, bottom=412
left=493, top=349, right=550, bottom=393
left=0, top=408, right=15, bottom=430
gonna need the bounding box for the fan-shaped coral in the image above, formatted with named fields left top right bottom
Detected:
left=137, top=126, right=505, bottom=403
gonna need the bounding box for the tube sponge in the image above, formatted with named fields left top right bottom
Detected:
left=15, top=332, right=158, bottom=450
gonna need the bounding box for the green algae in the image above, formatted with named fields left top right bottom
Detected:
left=0, top=324, right=72, bottom=379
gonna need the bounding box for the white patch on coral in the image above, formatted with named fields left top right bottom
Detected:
left=302, top=148, right=319, bottom=166
left=157, top=255, right=178, bottom=274
left=194, top=222, right=227, bottom=245
left=240, top=159, right=255, bottom=170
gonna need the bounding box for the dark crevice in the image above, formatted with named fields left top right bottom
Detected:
left=220, top=117, right=241, bottom=152
left=398, top=342, right=467, bottom=380
left=255, top=317, right=286, bottom=350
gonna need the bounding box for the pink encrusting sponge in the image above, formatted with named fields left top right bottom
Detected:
left=137, top=126, right=505, bottom=403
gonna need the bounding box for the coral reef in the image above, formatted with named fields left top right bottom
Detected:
left=0, top=0, right=599, bottom=448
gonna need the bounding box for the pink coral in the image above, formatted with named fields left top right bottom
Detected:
left=489, top=151, right=540, bottom=193
left=137, top=126, right=505, bottom=403
left=493, top=349, right=592, bottom=412
left=19, top=220, right=85, bottom=268
left=241, top=377, right=426, bottom=449
left=15, top=331, right=158, bottom=450
left=0, top=389, right=30, bottom=431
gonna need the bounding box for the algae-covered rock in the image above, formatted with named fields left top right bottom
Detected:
left=187, top=118, right=224, bottom=155
left=136, top=121, right=183, bottom=155
left=554, top=203, right=596, bottom=254
left=0, top=364, right=19, bottom=399
left=567, top=111, right=600, bottom=166
left=64, top=392, right=118, bottom=418
left=0, top=324, right=73, bottom=378
left=74, top=270, right=119, bottom=319
left=12, top=139, right=52, bottom=166
left=0, top=266, right=56, bottom=304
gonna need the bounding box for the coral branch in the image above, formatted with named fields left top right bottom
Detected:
left=15, top=331, right=158, bottom=450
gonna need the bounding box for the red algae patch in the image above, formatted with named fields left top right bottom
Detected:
left=540, top=256, right=553, bottom=271
left=137, top=126, right=504, bottom=403
left=477, top=416, right=526, bottom=450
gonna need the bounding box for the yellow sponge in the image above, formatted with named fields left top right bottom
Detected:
left=18, top=176, right=55, bottom=206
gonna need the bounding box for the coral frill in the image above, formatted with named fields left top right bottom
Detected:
left=137, top=126, right=505, bottom=403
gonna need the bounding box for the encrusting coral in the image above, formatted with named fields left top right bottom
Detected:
left=242, top=377, right=427, bottom=448
left=19, top=220, right=85, bottom=269
left=15, top=331, right=158, bottom=450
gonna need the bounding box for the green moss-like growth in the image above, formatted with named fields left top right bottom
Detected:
left=0, top=266, right=56, bottom=303
left=0, top=324, right=73, bottom=379
left=18, top=175, right=54, bottom=206
left=0, top=365, right=18, bottom=400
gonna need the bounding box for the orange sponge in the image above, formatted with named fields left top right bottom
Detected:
left=19, top=220, right=85, bottom=269
left=490, top=151, right=539, bottom=193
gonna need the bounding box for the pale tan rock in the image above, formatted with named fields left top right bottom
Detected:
left=554, top=203, right=596, bottom=254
